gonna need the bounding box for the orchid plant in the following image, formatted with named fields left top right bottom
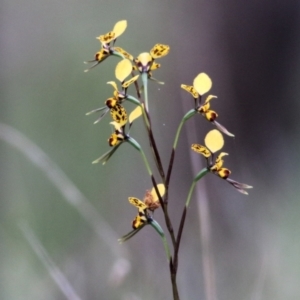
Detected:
left=84, top=20, right=252, bottom=300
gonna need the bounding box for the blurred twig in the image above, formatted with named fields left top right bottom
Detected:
left=20, top=222, right=82, bottom=300
left=0, top=123, right=129, bottom=260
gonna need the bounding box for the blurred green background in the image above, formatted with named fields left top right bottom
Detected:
left=1, top=0, right=300, bottom=299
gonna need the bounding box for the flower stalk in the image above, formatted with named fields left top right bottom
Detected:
left=84, top=20, right=252, bottom=300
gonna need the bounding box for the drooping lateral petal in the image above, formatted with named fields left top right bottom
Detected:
left=213, top=121, right=235, bottom=137
left=191, top=144, right=211, bottom=158
left=113, top=47, right=133, bottom=61
left=129, top=106, right=142, bottom=124
left=115, top=59, right=132, bottom=82
left=122, top=75, right=139, bottom=89
left=84, top=49, right=109, bottom=72
left=181, top=84, right=199, bottom=99
left=150, top=44, right=170, bottom=59
left=150, top=184, right=165, bottom=201
left=193, top=73, right=212, bottom=96
left=92, top=144, right=122, bottom=165
left=128, top=197, right=148, bottom=210
left=118, top=225, right=146, bottom=243
left=93, top=108, right=110, bottom=124
left=204, top=129, right=224, bottom=153
left=112, top=20, right=127, bottom=38
left=226, top=178, right=253, bottom=195
left=85, top=105, right=108, bottom=115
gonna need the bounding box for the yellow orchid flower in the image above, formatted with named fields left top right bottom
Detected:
left=129, top=184, right=165, bottom=229
left=133, top=44, right=170, bottom=82
left=191, top=130, right=252, bottom=194
left=86, top=59, right=139, bottom=124
left=84, top=20, right=133, bottom=72
left=181, top=73, right=234, bottom=137
left=108, top=106, right=142, bottom=147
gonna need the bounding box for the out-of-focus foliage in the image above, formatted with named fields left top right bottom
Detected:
left=1, top=0, right=300, bottom=300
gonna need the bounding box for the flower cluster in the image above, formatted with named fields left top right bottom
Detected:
left=84, top=19, right=252, bottom=299
left=85, top=19, right=251, bottom=250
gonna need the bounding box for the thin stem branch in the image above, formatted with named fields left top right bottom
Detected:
left=166, top=109, right=197, bottom=189
left=173, top=168, right=209, bottom=274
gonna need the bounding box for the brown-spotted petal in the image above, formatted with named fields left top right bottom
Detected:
left=110, top=104, right=127, bottom=125
left=108, top=131, right=124, bottom=147
left=204, top=110, right=218, bottom=122
left=122, top=75, right=139, bottom=89
left=113, top=47, right=133, bottom=61
left=217, top=168, right=231, bottom=179
left=150, top=44, right=170, bottom=59
left=128, top=197, right=148, bottom=210
left=181, top=84, right=199, bottom=99
left=191, top=144, right=211, bottom=158
left=98, top=31, right=115, bottom=44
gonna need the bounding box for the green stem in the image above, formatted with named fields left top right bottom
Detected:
left=150, top=220, right=171, bottom=262
left=173, top=109, right=197, bottom=150
left=127, top=137, right=152, bottom=177
left=141, top=73, right=149, bottom=112
left=166, top=109, right=197, bottom=193
left=185, top=168, right=209, bottom=208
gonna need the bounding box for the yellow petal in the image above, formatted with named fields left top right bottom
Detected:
left=129, top=106, right=142, bottom=124
left=150, top=62, right=161, bottom=71
left=218, top=168, right=231, bottom=179
left=150, top=184, right=165, bottom=200
left=193, top=73, right=212, bottom=96
left=107, top=81, right=118, bottom=92
left=204, top=129, right=224, bottom=153
left=115, top=59, right=132, bottom=82
left=181, top=84, right=199, bottom=99
left=128, top=197, right=147, bottom=209
left=113, top=20, right=127, bottom=38
left=150, top=44, right=170, bottom=59
left=109, top=121, right=122, bottom=131
left=123, top=75, right=139, bottom=88
left=205, top=95, right=217, bottom=104
left=191, top=144, right=211, bottom=158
